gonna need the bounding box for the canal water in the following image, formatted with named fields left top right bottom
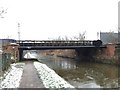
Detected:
left=34, top=53, right=119, bottom=88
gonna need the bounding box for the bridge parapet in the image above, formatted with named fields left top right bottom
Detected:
left=17, top=40, right=102, bottom=47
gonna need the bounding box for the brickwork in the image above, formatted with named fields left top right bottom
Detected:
left=3, top=43, right=19, bottom=61
left=94, top=44, right=118, bottom=65
left=104, top=44, right=116, bottom=57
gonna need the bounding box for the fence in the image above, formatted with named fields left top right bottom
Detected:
left=0, top=53, right=11, bottom=75
left=0, top=39, right=16, bottom=77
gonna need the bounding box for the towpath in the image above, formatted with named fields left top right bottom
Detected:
left=19, top=61, right=45, bottom=88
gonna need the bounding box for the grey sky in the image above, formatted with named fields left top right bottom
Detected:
left=0, top=0, right=119, bottom=40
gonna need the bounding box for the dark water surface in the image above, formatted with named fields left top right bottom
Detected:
left=37, top=55, right=119, bottom=88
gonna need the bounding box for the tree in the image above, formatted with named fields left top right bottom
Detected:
left=73, top=31, right=86, bottom=40
left=48, top=31, right=86, bottom=41
left=0, top=7, right=7, bottom=18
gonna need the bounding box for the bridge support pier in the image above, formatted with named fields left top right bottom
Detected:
left=86, top=44, right=118, bottom=65
left=75, top=44, right=117, bottom=63
left=18, top=49, right=23, bottom=61
left=103, top=44, right=116, bottom=57
left=75, top=47, right=99, bottom=61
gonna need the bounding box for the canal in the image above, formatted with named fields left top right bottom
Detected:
left=26, top=50, right=119, bottom=88
left=36, top=54, right=119, bottom=88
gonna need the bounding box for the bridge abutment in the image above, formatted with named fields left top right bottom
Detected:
left=76, top=44, right=119, bottom=65
left=103, top=44, right=116, bottom=57
left=18, top=49, right=23, bottom=61
left=75, top=47, right=98, bottom=61
left=93, top=44, right=118, bottom=65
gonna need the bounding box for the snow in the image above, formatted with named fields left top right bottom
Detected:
left=34, top=61, right=75, bottom=88
left=0, top=63, right=25, bottom=88
left=24, top=52, right=36, bottom=59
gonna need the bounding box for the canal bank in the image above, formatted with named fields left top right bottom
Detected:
left=38, top=55, right=119, bottom=88
left=34, top=61, right=75, bottom=88
left=42, top=49, right=77, bottom=59
left=39, top=44, right=119, bottom=65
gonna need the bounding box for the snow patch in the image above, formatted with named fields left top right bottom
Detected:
left=24, top=52, right=36, bottom=59
left=0, top=63, right=25, bottom=88
left=34, top=61, right=75, bottom=88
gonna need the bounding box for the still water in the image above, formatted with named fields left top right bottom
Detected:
left=37, top=55, right=119, bottom=88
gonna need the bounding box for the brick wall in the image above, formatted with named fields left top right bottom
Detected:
left=3, top=44, right=19, bottom=61
left=104, top=44, right=116, bottom=57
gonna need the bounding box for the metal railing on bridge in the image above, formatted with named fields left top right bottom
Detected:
left=17, top=40, right=95, bottom=46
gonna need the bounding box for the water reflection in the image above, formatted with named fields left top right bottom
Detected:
left=38, top=55, right=77, bottom=70
left=38, top=55, right=119, bottom=88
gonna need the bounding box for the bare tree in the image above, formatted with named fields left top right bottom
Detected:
left=0, top=7, right=7, bottom=18
left=48, top=31, right=86, bottom=41
left=64, top=36, right=69, bottom=40
left=58, top=36, right=62, bottom=40
left=73, top=31, right=86, bottom=40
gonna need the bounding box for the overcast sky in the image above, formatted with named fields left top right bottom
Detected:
left=0, top=0, right=119, bottom=40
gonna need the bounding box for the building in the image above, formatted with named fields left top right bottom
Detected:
left=0, top=39, right=19, bottom=62
left=100, top=32, right=118, bottom=44
left=0, top=39, right=18, bottom=70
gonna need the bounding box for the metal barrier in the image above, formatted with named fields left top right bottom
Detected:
left=17, top=40, right=94, bottom=47
left=1, top=53, right=11, bottom=71
left=0, top=53, right=2, bottom=76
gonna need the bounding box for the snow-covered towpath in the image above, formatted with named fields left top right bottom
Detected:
left=0, top=63, right=25, bottom=88
left=19, top=61, right=45, bottom=88
left=0, top=60, right=75, bottom=89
